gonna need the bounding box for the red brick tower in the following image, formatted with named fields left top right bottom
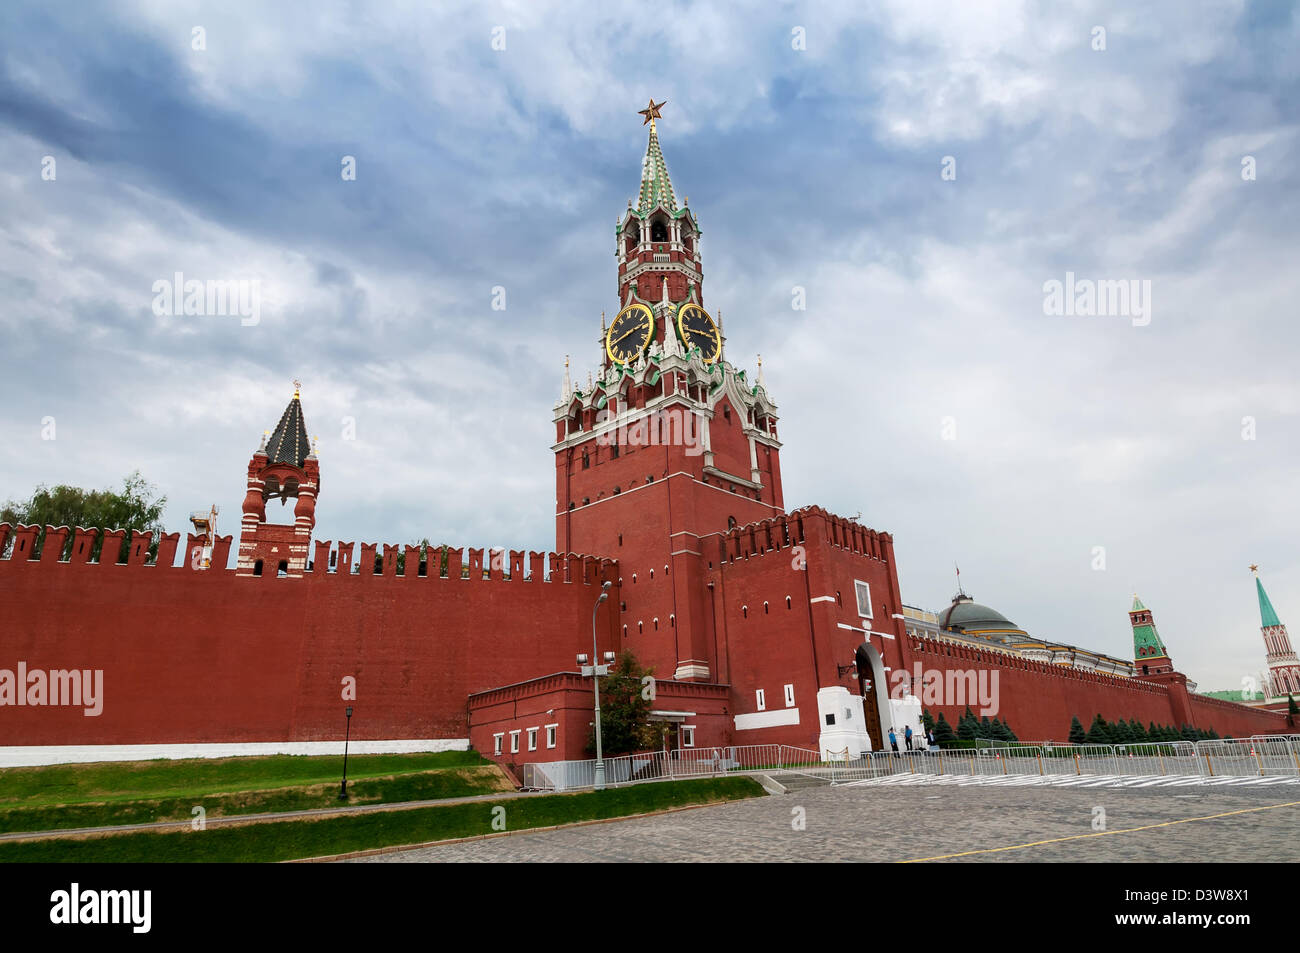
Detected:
left=236, top=382, right=319, bottom=578
left=1130, top=594, right=1174, bottom=676
left=554, top=102, right=784, bottom=682
left=1130, top=594, right=1195, bottom=728
left=1254, top=568, right=1300, bottom=699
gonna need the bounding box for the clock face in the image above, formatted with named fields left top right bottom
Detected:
left=606, top=303, right=655, bottom=364
left=676, top=303, right=721, bottom=361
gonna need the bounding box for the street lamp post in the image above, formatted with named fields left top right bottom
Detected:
left=339, top=706, right=354, bottom=801
left=586, top=581, right=612, bottom=791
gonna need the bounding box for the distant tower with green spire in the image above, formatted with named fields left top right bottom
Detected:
left=1252, top=568, right=1300, bottom=700
left=1130, top=595, right=1175, bottom=677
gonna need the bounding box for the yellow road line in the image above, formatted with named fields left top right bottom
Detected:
left=901, top=799, right=1300, bottom=863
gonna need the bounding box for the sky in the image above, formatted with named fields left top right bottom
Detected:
left=0, top=0, right=1296, bottom=694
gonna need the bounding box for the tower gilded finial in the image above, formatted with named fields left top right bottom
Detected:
left=293, top=379, right=301, bottom=399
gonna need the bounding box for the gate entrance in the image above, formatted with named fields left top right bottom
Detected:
left=856, top=644, right=884, bottom=751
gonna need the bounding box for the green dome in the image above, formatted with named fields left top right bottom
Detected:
left=938, top=594, right=1020, bottom=632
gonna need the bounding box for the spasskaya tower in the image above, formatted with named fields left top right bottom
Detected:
left=553, top=101, right=784, bottom=682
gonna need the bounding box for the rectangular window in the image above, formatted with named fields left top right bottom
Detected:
left=681, top=726, right=695, bottom=748
left=784, top=683, right=795, bottom=708
left=545, top=724, right=558, bottom=749
left=855, top=580, right=873, bottom=619
left=509, top=730, right=520, bottom=754
left=825, top=713, right=836, bottom=726
left=493, top=733, right=504, bottom=756
left=756, top=689, right=766, bottom=711
left=527, top=728, right=538, bottom=751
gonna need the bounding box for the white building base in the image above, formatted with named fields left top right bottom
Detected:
left=816, top=686, right=871, bottom=760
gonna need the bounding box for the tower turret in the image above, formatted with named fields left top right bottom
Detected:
left=236, top=381, right=319, bottom=578
left=552, top=101, right=783, bottom=682
left=1130, top=594, right=1174, bottom=676
left=612, top=100, right=706, bottom=364
left=1253, top=568, right=1300, bottom=699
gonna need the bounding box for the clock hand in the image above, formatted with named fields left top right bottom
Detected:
left=612, top=324, right=644, bottom=345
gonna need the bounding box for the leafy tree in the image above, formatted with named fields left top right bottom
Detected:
left=1068, top=716, right=1086, bottom=744
left=933, top=712, right=956, bottom=744
left=1, top=471, right=166, bottom=563
left=587, top=650, right=660, bottom=757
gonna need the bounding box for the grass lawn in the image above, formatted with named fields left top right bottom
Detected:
left=0, top=750, right=502, bottom=835
left=0, top=776, right=765, bottom=862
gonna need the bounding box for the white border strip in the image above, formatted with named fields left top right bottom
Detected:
left=0, top=738, right=469, bottom=768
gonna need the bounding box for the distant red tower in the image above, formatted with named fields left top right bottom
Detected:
left=554, top=103, right=783, bottom=681
left=236, top=383, right=319, bottom=578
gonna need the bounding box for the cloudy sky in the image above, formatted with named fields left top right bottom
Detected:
left=1, top=0, right=1296, bottom=692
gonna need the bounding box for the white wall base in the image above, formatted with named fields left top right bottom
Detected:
left=734, top=707, right=801, bottom=731
left=817, top=686, right=870, bottom=759
left=0, top=738, right=470, bottom=768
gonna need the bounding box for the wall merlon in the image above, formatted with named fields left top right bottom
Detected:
left=40, top=526, right=70, bottom=563
left=71, top=528, right=97, bottom=565
left=98, top=530, right=126, bottom=568
left=155, top=533, right=180, bottom=569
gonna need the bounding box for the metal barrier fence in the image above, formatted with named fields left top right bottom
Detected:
left=520, top=737, right=1300, bottom=791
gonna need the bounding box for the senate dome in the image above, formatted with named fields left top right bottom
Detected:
left=937, top=593, right=1027, bottom=639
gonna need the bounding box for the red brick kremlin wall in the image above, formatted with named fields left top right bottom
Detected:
left=0, top=523, right=620, bottom=747
left=1, top=519, right=1289, bottom=753
left=902, top=638, right=1292, bottom=741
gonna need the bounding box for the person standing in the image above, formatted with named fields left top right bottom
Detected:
left=904, top=725, right=914, bottom=751
left=888, top=727, right=899, bottom=753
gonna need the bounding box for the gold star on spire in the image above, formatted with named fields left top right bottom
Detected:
left=1250, top=564, right=1259, bottom=574
left=638, top=99, right=666, bottom=126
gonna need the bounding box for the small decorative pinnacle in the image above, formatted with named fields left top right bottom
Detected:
left=601, top=310, right=606, bottom=331
left=293, top=379, right=301, bottom=399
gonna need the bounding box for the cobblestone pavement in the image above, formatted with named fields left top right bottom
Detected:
left=345, top=783, right=1300, bottom=863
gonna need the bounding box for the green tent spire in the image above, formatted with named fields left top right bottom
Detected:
left=1130, top=594, right=1169, bottom=660
left=637, top=109, right=678, bottom=217
left=1256, top=575, right=1282, bottom=628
